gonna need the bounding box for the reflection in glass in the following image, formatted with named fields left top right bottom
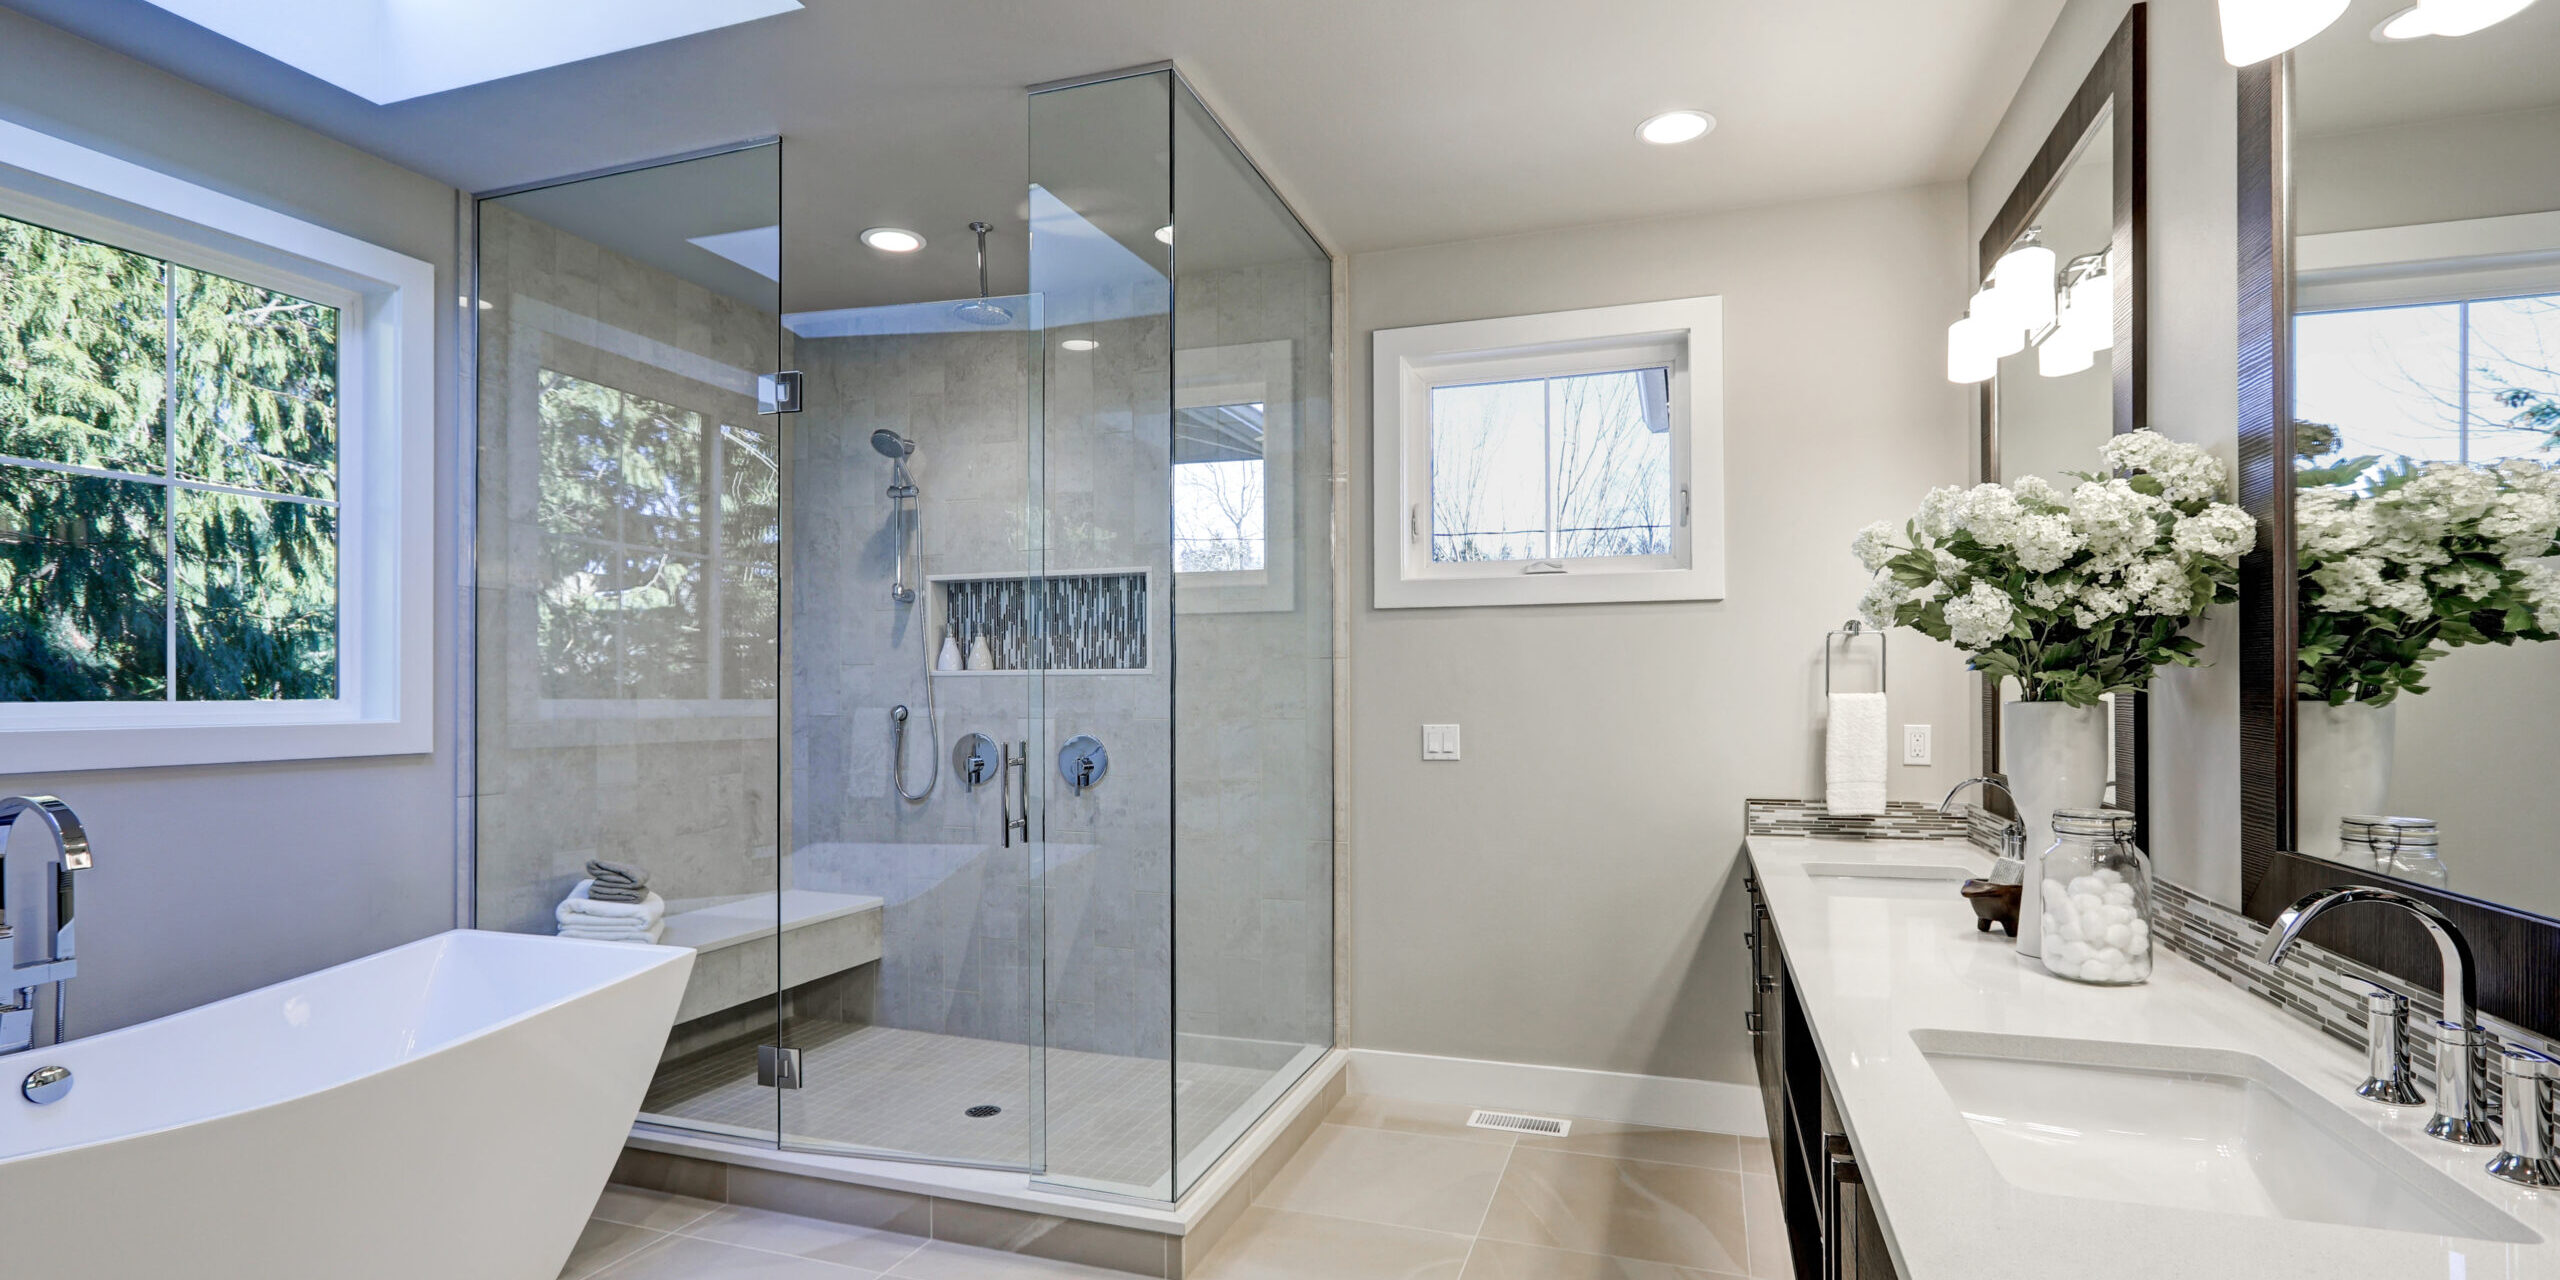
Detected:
left=1552, top=368, right=1672, bottom=558
left=175, top=488, right=336, bottom=700
left=1173, top=402, right=1267, bottom=572
left=0, top=469, right=166, bottom=700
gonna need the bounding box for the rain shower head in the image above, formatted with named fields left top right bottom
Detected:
left=871, top=428, right=916, bottom=459
left=953, top=220, right=1015, bottom=326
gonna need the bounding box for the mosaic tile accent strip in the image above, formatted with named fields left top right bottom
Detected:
left=2148, top=877, right=2560, bottom=1100
left=940, top=571, right=1147, bottom=671
left=1745, top=798, right=1972, bottom=841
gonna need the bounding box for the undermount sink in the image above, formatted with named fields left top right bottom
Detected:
left=1803, top=862, right=1974, bottom=882
left=1914, top=1030, right=2536, bottom=1242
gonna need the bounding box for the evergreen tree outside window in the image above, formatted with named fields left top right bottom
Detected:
left=1, top=212, right=340, bottom=703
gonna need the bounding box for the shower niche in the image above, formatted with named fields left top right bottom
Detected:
left=930, top=570, right=1151, bottom=674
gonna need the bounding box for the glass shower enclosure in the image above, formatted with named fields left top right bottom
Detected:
left=470, top=67, right=1333, bottom=1201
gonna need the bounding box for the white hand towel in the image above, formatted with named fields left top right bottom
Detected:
left=556, top=880, right=667, bottom=928
left=558, top=920, right=666, bottom=945
left=1825, top=692, right=1889, bottom=816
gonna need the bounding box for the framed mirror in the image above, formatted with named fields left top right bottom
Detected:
left=2239, top=0, right=2560, bottom=1038
left=1979, top=6, right=2150, bottom=842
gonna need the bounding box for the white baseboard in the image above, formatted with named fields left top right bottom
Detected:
left=1345, top=1048, right=1765, bottom=1137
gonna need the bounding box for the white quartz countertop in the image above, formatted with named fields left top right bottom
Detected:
left=1747, top=833, right=2560, bottom=1280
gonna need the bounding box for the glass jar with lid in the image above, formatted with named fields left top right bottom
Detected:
left=2034, top=808, right=2154, bottom=986
left=2345, top=815, right=2446, bottom=887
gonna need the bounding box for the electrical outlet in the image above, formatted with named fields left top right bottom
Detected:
left=1422, top=724, right=1461, bottom=761
left=1902, top=724, right=1932, bottom=766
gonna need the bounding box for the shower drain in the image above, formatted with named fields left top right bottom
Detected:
left=965, top=1104, right=1003, bottom=1118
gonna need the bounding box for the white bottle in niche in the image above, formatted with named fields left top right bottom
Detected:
left=937, top=630, right=962, bottom=672
left=966, top=633, right=995, bottom=671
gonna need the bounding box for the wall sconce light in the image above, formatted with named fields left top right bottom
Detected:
left=2217, top=0, right=2351, bottom=64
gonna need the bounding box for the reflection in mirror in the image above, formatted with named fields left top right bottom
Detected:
left=1986, top=107, right=2129, bottom=810
left=1997, top=111, right=2117, bottom=489
left=2289, top=0, right=2560, bottom=912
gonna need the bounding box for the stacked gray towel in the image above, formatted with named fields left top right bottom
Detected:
left=585, top=858, right=650, bottom=904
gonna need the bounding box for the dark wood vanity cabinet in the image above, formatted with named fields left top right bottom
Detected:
left=1744, top=870, right=1903, bottom=1280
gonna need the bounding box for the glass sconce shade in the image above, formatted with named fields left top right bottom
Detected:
left=2217, top=0, right=2351, bottom=64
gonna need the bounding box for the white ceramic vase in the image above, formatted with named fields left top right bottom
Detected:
left=2001, top=699, right=2111, bottom=961
left=2296, top=699, right=2396, bottom=859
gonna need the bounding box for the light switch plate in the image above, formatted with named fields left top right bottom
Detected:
left=1902, top=724, right=1931, bottom=766
left=1422, top=724, right=1461, bottom=761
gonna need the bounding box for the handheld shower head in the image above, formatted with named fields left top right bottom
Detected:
left=871, top=428, right=915, bottom=459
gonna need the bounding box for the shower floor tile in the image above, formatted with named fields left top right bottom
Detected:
left=643, top=1022, right=1276, bottom=1191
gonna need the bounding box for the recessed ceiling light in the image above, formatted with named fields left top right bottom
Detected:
left=1060, top=339, right=1100, bottom=352
left=1636, top=110, right=1716, bottom=145
left=861, top=227, right=925, bottom=254
left=1154, top=225, right=1175, bottom=245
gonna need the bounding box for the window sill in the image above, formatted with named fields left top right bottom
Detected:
left=1375, top=559, right=1724, bottom=609
left=0, top=716, right=432, bottom=775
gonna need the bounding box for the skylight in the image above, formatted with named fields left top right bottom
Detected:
left=135, top=0, right=805, bottom=104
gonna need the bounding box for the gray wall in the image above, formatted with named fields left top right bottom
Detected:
left=2296, top=104, right=2560, bottom=236
left=1342, top=184, right=1978, bottom=1083
left=0, top=10, right=462, bottom=1037
left=1970, top=0, right=2247, bottom=906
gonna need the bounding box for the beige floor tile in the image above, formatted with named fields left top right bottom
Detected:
left=1328, top=1095, right=1518, bottom=1145
left=594, top=1233, right=880, bottom=1279
left=1739, top=1173, right=1790, bottom=1280
left=1476, top=1150, right=1749, bottom=1274
left=1514, top=1121, right=1739, bottom=1171
left=1193, top=1207, right=1473, bottom=1280
left=592, top=1185, right=725, bottom=1233
left=1458, top=1239, right=1745, bottom=1280
left=886, top=1240, right=1134, bottom=1278
left=1254, top=1124, right=1513, bottom=1235
left=560, top=1219, right=663, bottom=1280
left=684, top=1205, right=928, bottom=1272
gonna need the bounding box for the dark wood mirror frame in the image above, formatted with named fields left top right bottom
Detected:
left=1978, top=5, right=2151, bottom=849
left=2235, top=56, right=2560, bottom=1041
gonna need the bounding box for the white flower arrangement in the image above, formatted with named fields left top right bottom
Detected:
left=2295, top=456, right=2560, bottom=705
left=1854, top=430, right=2254, bottom=706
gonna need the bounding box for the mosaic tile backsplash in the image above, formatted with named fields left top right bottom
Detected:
left=1744, top=798, right=1972, bottom=841
left=939, top=571, right=1147, bottom=671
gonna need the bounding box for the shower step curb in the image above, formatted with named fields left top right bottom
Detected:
left=612, top=1047, right=1346, bottom=1278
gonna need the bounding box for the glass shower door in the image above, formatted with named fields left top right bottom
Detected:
left=473, top=142, right=789, bottom=1148
left=775, top=274, right=1051, bottom=1165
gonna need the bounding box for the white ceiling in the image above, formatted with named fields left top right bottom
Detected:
left=2295, top=0, right=2560, bottom=136
left=1, top=0, right=2066, bottom=308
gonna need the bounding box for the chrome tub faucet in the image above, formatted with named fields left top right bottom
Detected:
left=0, top=795, right=91, bottom=1056
left=2257, top=885, right=2496, bottom=1145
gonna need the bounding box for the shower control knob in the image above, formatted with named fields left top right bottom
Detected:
left=1060, top=735, right=1108, bottom=795
left=955, top=733, right=1001, bottom=788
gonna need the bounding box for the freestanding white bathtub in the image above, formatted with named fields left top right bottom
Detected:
left=0, top=929, right=693, bottom=1279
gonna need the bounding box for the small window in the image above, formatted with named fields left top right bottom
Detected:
left=0, top=116, right=436, bottom=772
left=1373, top=297, right=1723, bottom=608
left=1174, top=339, right=1299, bottom=614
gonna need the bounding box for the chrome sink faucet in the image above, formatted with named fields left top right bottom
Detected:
left=1939, top=776, right=2025, bottom=866
left=0, top=795, right=91, bottom=1057
left=2258, top=885, right=2496, bottom=1145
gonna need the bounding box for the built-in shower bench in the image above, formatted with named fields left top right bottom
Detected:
left=661, top=889, right=885, bottom=1024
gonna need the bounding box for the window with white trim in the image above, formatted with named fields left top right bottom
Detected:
left=0, top=118, right=436, bottom=772
left=1372, top=297, right=1724, bottom=608
left=1174, top=338, right=1298, bottom=614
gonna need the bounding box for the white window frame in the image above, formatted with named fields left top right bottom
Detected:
left=1372, top=296, right=1724, bottom=609
left=1174, top=338, right=1295, bottom=615
left=0, top=118, right=435, bottom=772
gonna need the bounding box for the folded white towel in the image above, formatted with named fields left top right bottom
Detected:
left=1825, top=692, right=1889, bottom=816
left=556, top=880, right=666, bottom=928
left=559, top=919, right=666, bottom=945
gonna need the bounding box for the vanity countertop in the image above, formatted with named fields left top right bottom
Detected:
left=1748, top=832, right=2560, bottom=1280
